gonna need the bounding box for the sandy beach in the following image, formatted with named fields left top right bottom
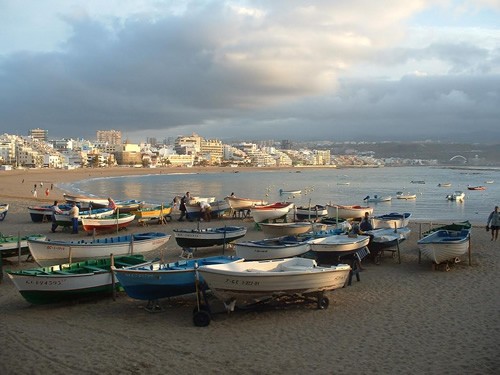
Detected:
left=0, top=168, right=498, bottom=374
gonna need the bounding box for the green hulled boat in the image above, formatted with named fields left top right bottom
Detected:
left=6, top=254, right=148, bottom=304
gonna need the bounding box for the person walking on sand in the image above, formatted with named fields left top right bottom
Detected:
left=32, top=189, right=37, bottom=198
left=45, top=188, right=50, bottom=197
left=69, top=202, right=79, bottom=234
left=178, top=192, right=191, bottom=221
left=486, top=206, right=500, bottom=241
left=50, top=201, right=63, bottom=233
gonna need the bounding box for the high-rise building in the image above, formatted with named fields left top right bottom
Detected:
left=29, top=128, right=48, bottom=142
left=96, top=130, right=122, bottom=145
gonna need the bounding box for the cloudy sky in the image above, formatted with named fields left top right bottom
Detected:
left=1, top=0, right=499, bottom=143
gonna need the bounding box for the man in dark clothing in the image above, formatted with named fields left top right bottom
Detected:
left=178, top=192, right=191, bottom=221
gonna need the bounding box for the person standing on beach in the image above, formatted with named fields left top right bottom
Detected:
left=50, top=201, right=63, bottom=233
left=69, top=202, right=79, bottom=234
left=107, top=197, right=117, bottom=213
left=45, top=188, right=50, bottom=197
left=199, top=200, right=211, bottom=221
left=486, top=206, right=500, bottom=241
left=360, top=212, right=373, bottom=231
left=178, top=192, right=190, bottom=221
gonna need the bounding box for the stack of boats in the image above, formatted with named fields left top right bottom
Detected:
left=6, top=232, right=172, bottom=304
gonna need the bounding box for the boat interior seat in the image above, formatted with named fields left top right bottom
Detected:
left=114, top=261, right=131, bottom=267
left=52, top=270, right=73, bottom=275
left=83, top=265, right=107, bottom=272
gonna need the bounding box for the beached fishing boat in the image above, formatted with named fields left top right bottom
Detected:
left=295, top=204, right=328, bottom=220
left=0, top=203, right=9, bottom=221
left=28, top=203, right=73, bottom=223
left=0, top=234, right=46, bottom=259
left=54, top=207, right=114, bottom=227
left=371, top=212, right=412, bottom=229
left=224, top=195, right=268, bottom=211
left=422, top=221, right=471, bottom=236
left=185, top=199, right=231, bottom=220
left=258, top=222, right=313, bottom=237
left=63, top=193, right=109, bottom=208
left=196, top=258, right=351, bottom=315
left=173, top=226, right=247, bottom=249
left=112, top=255, right=243, bottom=302
left=28, top=232, right=171, bottom=266
left=81, top=213, right=136, bottom=232
left=326, top=204, right=373, bottom=219
left=234, top=235, right=312, bottom=260
left=365, top=227, right=411, bottom=253
left=363, top=195, right=392, bottom=203
left=251, top=202, right=295, bottom=223
left=308, top=234, right=371, bottom=255
left=115, top=199, right=144, bottom=213
left=7, top=255, right=147, bottom=305
left=396, top=192, right=417, bottom=200
left=417, top=229, right=471, bottom=265
left=131, top=204, right=172, bottom=221
left=446, top=191, right=465, bottom=201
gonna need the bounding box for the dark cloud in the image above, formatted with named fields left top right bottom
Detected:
left=0, top=2, right=498, bottom=144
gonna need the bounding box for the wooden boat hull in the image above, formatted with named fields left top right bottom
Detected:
left=115, top=200, right=143, bottom=213
left=235, top=237, right=311, bottom=260
left=365, top=227, right=411, bottom=251
left=295, top=205, right=328, bottom=220
left=224, top=196, right=268, bottom=210
left=132, top=205, right=172, bottom=219
left=28, top=232, right=171, bottom=266
left=309, top=234, right=370, bottom=254
left=1, top=234, right=46, bottom=258
left=28, top=204, right=72, bottom=222
left=6, top=255, right=146, bottom=304
left=63, top=193, right=109, bottom=208
left=371, top=212, right=412, bottom=229
left=173, top=226, right=247, bottom=248
left=54, top=208, right=114, bottom=226
left=81, top=214, right=135, bottom=232
left=112, top=256, right=243, bottom=301
left=0, top=203, right=9, bottom=221
left=198, top=258, right=351, bottom=305
left=326, top=205, right=373, bottom=219
left=418, top=229, right=471, bottom=264
left=258, top=222, right=313, bottom=237
left=251, top=203, right=294, bottom=223
left=185, top=200, right=230, bottom=219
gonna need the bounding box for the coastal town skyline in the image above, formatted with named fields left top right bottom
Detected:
left=1, top=1, right=499, bottom=143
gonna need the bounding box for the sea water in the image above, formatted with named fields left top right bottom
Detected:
left=59, top=166, right=500, bottom=224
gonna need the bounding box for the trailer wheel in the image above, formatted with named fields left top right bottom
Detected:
left=318, top=297, right=329, bottom=310
left=193, top=310, right=211, bottom=327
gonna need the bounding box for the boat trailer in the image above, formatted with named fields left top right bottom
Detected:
left=192, top=280, right=330, bottom=327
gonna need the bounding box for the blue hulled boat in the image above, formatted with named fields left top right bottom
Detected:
left=112, top=255, right=243, bottom=301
